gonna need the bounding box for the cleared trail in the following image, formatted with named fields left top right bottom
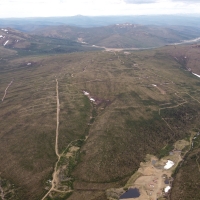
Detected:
left=0, top=184, right=5, bottom=200
left=196, top=154, right=200, bottom=173
left=2, top=80, right=13, bottom=102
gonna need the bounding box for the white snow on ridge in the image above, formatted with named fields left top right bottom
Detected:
left=89, top=97, right=95, bottom=102
left=165, top=186, right=171, bottom=193
left=0, top=35, right=3, bottom=38
left=164, top=160, right=174, bottom=169
left=83, top=91, right=89, bottom=96
left=192, top=73, right=200, bottom=78
left=1, top=28, right=8, bottom=32
left=3, top=40, right=9, bottom=46
left=152, top=84, right=157, bottom=87
left=83, top=90, right=96, bottom=102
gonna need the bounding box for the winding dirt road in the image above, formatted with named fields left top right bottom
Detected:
left=172, top=37, right=200, bottom=45
left=88, top=36, right=200, bottom=51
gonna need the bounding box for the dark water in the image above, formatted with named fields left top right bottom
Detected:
left=120, top=188, right=140, bottom=199
left=165, top=179, right=169, bottom=184
left=152, top=160, right=157, bottom=166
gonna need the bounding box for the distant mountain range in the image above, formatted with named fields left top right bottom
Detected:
left=32, top=24, right=200, bottom=48
left=0, top=15, right=200, bottom=31
left=1, top=15, right=200, bottom=49
left=1, top=22, right=200, bottom=52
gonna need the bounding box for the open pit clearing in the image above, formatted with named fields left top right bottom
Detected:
left=106, top=139, right=191, bottom=200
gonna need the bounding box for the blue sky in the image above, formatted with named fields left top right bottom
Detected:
left=0, top=0, right=200, bottom=18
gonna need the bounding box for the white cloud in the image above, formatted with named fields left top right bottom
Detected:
left=0, top=0, right=199, bottom=18
left=172, top=0, right=200, bottom=2
left=124, top=0, right=157, bottom=4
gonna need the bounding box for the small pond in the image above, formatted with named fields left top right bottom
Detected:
left=164, top=179, right=169, bottom=184
left=120, top=188, right=140, bottom=199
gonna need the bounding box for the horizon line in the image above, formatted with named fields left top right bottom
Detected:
left=1, top=13, right=200, bottom=19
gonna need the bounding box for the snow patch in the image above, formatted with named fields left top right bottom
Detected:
left=152, top=84, right=157, bottom=87
left=27, top=63, right=32, bottom=66
left=164, top=160, right=174, bottom=169
left=83, top=91, right=89, bottom=96
left=83, top=90, right=95, bottom=103
left=1, top=28, right=8, bottom=32
left=89, top=98, right=95, bottom=102
left=3, top=40, right=9, bottom=46
left=0, top=35, right=3, bottom=38
left=164, top=186, right=171, bottom=193
left=192, top=73, right=200, bottom=78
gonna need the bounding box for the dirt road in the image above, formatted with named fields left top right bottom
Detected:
left=55, top=79, right=60, bottom=158
left=41, top=79, right=61, bottom=200
left=172, top=37, right=200, bottom=45
left=2, top=80, right=13, bottom=102
left=86, top=36, right=200, bottom=52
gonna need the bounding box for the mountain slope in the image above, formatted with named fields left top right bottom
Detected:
left=0, top=27, right=95, bottom=57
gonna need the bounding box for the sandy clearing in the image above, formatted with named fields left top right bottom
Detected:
left=124, top=157, right=172, bottom=200
left=107, top=141, right=189, bottom=200
left=66, top=146, right=80, bottom=158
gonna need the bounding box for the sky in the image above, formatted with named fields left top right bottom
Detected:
left=0, top=0, right=200, bottom=18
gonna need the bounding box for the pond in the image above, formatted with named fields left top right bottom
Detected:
left=164, top=179, right=169, bottom=184
left=120, top=188, right=140, bottom=199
